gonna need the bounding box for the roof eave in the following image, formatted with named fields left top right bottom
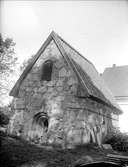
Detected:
left=9, top=31, right=54, bottom=97
left=90, top=95, right=123, bottom=115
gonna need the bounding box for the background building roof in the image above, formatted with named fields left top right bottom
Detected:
left=102, top=65, right=128, bottom=98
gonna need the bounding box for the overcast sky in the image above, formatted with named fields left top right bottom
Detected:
left=1, top=0, right=128, bottom=73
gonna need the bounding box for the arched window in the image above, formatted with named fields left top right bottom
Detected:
left=41, top=60, right=53, bottom=81
left=33, top=112, right=49, bottom=132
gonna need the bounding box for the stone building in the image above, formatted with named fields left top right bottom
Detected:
left=9, top=31, right=122, bottom=147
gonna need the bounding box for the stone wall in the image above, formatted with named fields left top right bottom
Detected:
left=9, top=40, right=113, bottom=147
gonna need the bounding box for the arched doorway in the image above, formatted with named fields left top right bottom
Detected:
left=32, top=112, right=49, bottom=132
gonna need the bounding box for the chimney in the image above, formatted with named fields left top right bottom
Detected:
left=112, top=64, right=116, bottom=68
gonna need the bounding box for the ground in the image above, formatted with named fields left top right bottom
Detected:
left=1, top=131, right=128, bottom=167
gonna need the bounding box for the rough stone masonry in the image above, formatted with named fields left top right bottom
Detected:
left=8, top=32, right=121, bottom=148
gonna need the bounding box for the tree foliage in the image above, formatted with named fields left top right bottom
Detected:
left=0, top=34, right=17, bottom=74
left=20, top=54, right=34, bottom=72
left=0, top=34, right=17, bottom=106
left=0, top=110, right=9, bottom=127
left=104, top=127, right=128, bottom=152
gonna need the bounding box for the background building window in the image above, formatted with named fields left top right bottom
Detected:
left=41, top=60, right=53, bottom=81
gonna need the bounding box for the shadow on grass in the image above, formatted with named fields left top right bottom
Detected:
left=0, top=132, right=109, bottom=167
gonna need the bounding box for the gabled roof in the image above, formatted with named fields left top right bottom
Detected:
left=102, top=65, right=128, bottom=98
left=9, top=31, right=122, bottom=114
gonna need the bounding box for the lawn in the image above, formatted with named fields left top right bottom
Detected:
left=0, top=131, right=125, bottom=167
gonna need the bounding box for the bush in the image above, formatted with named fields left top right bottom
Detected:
left=0, top=111, right=9, bottom=127
left=105, top=128, right=128, bottom=152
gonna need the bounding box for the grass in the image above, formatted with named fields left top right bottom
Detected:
left=0, top=131, right=123, bottom=167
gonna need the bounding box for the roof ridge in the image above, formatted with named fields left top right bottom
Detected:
left=104, top=65, right=128, bottom=70
left=51, top=31, right=91, bottom=96
left=54, top=32, right=99, bottom=74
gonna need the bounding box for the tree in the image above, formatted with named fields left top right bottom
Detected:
left=0, top=110, right=9, bottom=127
left=20, top=54, right=34, bottom=72
left=0, top=34, right=17, bottom=106
left=0, top=34, right=17, bottom=74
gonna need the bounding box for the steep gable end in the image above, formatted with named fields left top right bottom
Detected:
left=10, top=31, right=90, bottom=97
left=9, top=31, right=121, bottom=114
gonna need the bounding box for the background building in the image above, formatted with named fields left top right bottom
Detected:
left=102, top=65, right=128, bottom=131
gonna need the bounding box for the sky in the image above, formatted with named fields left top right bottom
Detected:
left=1, top=0, right=128, bottom=132
left=1, top=0, right=128, bottom=73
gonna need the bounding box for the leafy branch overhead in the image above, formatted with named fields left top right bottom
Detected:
left=0, top=34, right=18, bottom=106
left=0, top=34, right=17, bottom=74
left=20, top=54, right=35, bottom=72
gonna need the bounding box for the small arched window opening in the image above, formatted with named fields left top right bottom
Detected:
left=33, top=112, right=49, bottom=132
left=41, top=60, right=53, bottom=81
